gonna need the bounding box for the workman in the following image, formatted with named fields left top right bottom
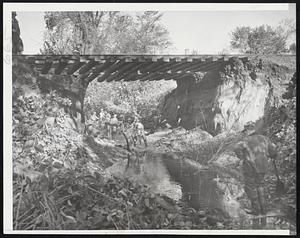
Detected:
left=110, top=114, right=119, bottom=140
left=233, top=134, right=278, bottom=228
left=132, top=117, right=147, bottom=147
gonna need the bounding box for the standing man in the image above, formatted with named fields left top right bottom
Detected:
left=233, top=134, right=278, bottom=228
left=104, top=113, right=112, bottom=140
left=90, top=111, right=98, bottom=123
left=98, top=108, right=105, bottom=130
left=110, top=114, right=119, bottom=140
left=132, top=117, right=147, bottom=147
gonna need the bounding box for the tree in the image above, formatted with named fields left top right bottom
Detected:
left=230, top=20, right=295, bottom=54
left=12, top=12, right=24, bottom=54
left=42, top=11, right=171, bottom=54
left=276, top=18, right=296, bottom=42
left=248, top=25, right=286, bottom=54
left=41, top=11, right=174, bottom=122
left=230, top=26, right=251, bottom=53
left=133, top=11, right=171, bottom=54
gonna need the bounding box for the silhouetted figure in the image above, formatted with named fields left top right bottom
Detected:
left=12, top=12, right=23, bottom=54
left=233, top=134, right=279, bottom=228
left=132, top=117, right=147, bottom=147
left=110, top=114, right=119, bottom=140
left=98, top=108, right=106, bottom=129
left=258, top=59, right=263, bottom=70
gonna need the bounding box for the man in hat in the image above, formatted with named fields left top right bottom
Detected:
left=132, top=117, right=147, bottom=147
left=109, top=114, right=120, bottom=140
left=233, top=134, right=278, bottom=227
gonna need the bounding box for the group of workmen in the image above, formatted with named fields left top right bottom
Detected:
left=87, top=109, right=119, bottom=140
left=86, top=108, right=146, bottom=146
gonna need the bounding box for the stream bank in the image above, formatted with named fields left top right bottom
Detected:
left=86, top=125, right=294, bottom=230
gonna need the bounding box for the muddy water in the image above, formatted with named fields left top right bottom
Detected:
left=105, top=151, right=224, bottom=213
left=105, top=149, right=296, bottom=230
left=160, top=153, right=224, bottom=210
left=105, top=155, right=182, bottom=201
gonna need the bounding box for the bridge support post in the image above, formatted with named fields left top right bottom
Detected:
left=37, top=72, right=89, bottom=133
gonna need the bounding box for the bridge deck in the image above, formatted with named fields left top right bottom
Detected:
left=14, top=55, right=249, bottom=82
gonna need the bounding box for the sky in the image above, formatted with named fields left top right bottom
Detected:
left=16, top=3, right=296, bottom=55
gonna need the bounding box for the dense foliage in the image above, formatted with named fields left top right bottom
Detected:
left=42, top=11, right=176, bottom=125
left=42, top=11, right=171, bottom=55
left=85, top=79, right=176, bottom=128
left=230, top=19, right=296, bottom=54
left=261, top=74, right=296, bottom=222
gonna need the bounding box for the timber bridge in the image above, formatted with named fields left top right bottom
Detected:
left=16, top=54, right=248, bottom=82
left=13, top=54, right=248, bottom=130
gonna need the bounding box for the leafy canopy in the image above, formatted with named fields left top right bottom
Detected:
left=230, top=19, right=296, bottom=54
left=42, top=11, right=172, bottom=54
left=41, top=11, right=175, bottom=123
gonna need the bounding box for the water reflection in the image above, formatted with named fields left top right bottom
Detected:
left=160, top=153, right=224, bottom=212
left=106, top=151, right=225, bottom=213
left=105, top=151, right=293, bottom=230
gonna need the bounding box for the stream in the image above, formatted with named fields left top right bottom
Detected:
left=98, top=130, right=294, bottom=230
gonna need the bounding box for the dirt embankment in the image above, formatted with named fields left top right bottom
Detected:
left=161, top=56, right=295, bottom=136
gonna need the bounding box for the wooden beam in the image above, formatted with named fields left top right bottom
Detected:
left=169, top=73, right=192, bottom=81
left=122, top=72, right=141, bottom=82
left=160, top=72, right=189, bottom=81
left=124, top=60, right=167, bottom=81
left=41, top=61, right=53, bottom=74
left=106, top=59, right=128, bottom=74
left=141, top=61, right=172, bottom=74
left=139, top=59, right=165, bottom=74
left=125, top=72, right=147, bottom=82
left=94, top=60, right=116, bottom=75
left=166, top=59, right=202, bottom=73
left=85, top=60, right=114, bottom=83
left=97, top=59, right=128, bottom=82
left=148, top=58, right=183, bottom=74
left=126, top=61, right=156, bottom=75
left=139, top=72, right=163, bottom=81
left=150, top=73, right=170, bottom=81
left=79, top=56, right=92, bottom=62
left=54, top=61, right=68, bottom=75
left=164, top=57, right=207, bottom=73
left=86, top=61, right=114, bottom=82
left=201, top=62, right=226, bottom=72
left=34, top=60, right=46, bottom=71
left=105, top=60, right=146, bottom=82
left=118, top=61, right=153, bottom=81
left=67, top=61, right=85, bottom=75
left=85, top=71, right=103, bottom=83
left=117, top=71, right=147, bottom=82
left=78, top=60, right=98, bottom=74
left=180, top=57, right=216, bottom=73
left=97, top=61, right=125, bottom=82
left=105, top=60, right=140, bottom=81
left=193, top=58, right=226, bottom=72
